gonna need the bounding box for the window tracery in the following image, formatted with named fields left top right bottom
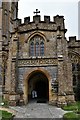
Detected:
left=29, top=35, right=44, bottom=57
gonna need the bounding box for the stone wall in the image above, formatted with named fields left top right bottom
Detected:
left=17, top=66, right=58, bottom=92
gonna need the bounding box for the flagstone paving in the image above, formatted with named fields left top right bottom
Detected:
left=10, top=102, right=68, bottom=119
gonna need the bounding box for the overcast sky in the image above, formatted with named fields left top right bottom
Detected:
left=18, top=0, right=79, bottom=40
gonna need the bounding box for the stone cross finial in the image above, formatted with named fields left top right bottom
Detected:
left=33, top=9, right=40, bottom=15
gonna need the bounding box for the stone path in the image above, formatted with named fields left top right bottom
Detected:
left=10, top=102, right=68, bottom=119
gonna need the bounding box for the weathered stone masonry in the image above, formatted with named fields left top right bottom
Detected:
left=4, top=14, right=75, bottom=106
left=0, top=2, right=80, bottom=106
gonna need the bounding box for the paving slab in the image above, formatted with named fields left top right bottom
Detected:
left=10, top=102, right=68, bottom=119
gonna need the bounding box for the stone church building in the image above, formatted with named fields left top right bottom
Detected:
left=0, top=2, right=80, bottom=106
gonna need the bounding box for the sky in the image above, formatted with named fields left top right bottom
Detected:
left=18, top=0, right=79, bottom=40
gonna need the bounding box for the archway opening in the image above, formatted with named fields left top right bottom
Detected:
left=28, top=71, right=49, bottom=103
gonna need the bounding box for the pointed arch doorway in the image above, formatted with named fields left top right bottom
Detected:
left=28, top=71, right=49, bottom=103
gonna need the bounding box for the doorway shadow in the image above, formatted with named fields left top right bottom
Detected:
left=28, top=71, right=49, bottom=103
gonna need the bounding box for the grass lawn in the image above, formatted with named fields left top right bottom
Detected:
left=0, top=97, right=13, bottom=119
left=63, top=101, right=80, bottom=120
left=0, top=110, right=13, bottom=120
left=62, top=102, right=79, bottom=111
left=63, top=112, right=80, bottom=120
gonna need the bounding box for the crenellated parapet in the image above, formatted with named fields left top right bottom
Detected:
left=68, top=36, right=80, bottom=47
left=54, top=15, right=65, bottom=29
left=15, top=15, right=67, bottom=33
left=68, top=36, right=80, bottom=55
left=13, top=18, right=22, bottom=29
left=23, top=15, right=64, bottom=24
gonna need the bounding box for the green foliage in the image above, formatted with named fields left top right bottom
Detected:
left=2, top=99, right=9, bottom=108
left=77, top=101, right=80, bottom=113
left=63, top=112, right=80, bottom=120
left=0, top=97, right=9, bottom=108
left=0, top=110, right=13, bottom=120
left=63, top=101, right=80, bottom=120
left=62, top=102, right=78, bottom=111
left=0, top=97, right=13, bottom=119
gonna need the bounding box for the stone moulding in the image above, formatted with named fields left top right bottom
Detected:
left=12, top=58, right=58, bottom=66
